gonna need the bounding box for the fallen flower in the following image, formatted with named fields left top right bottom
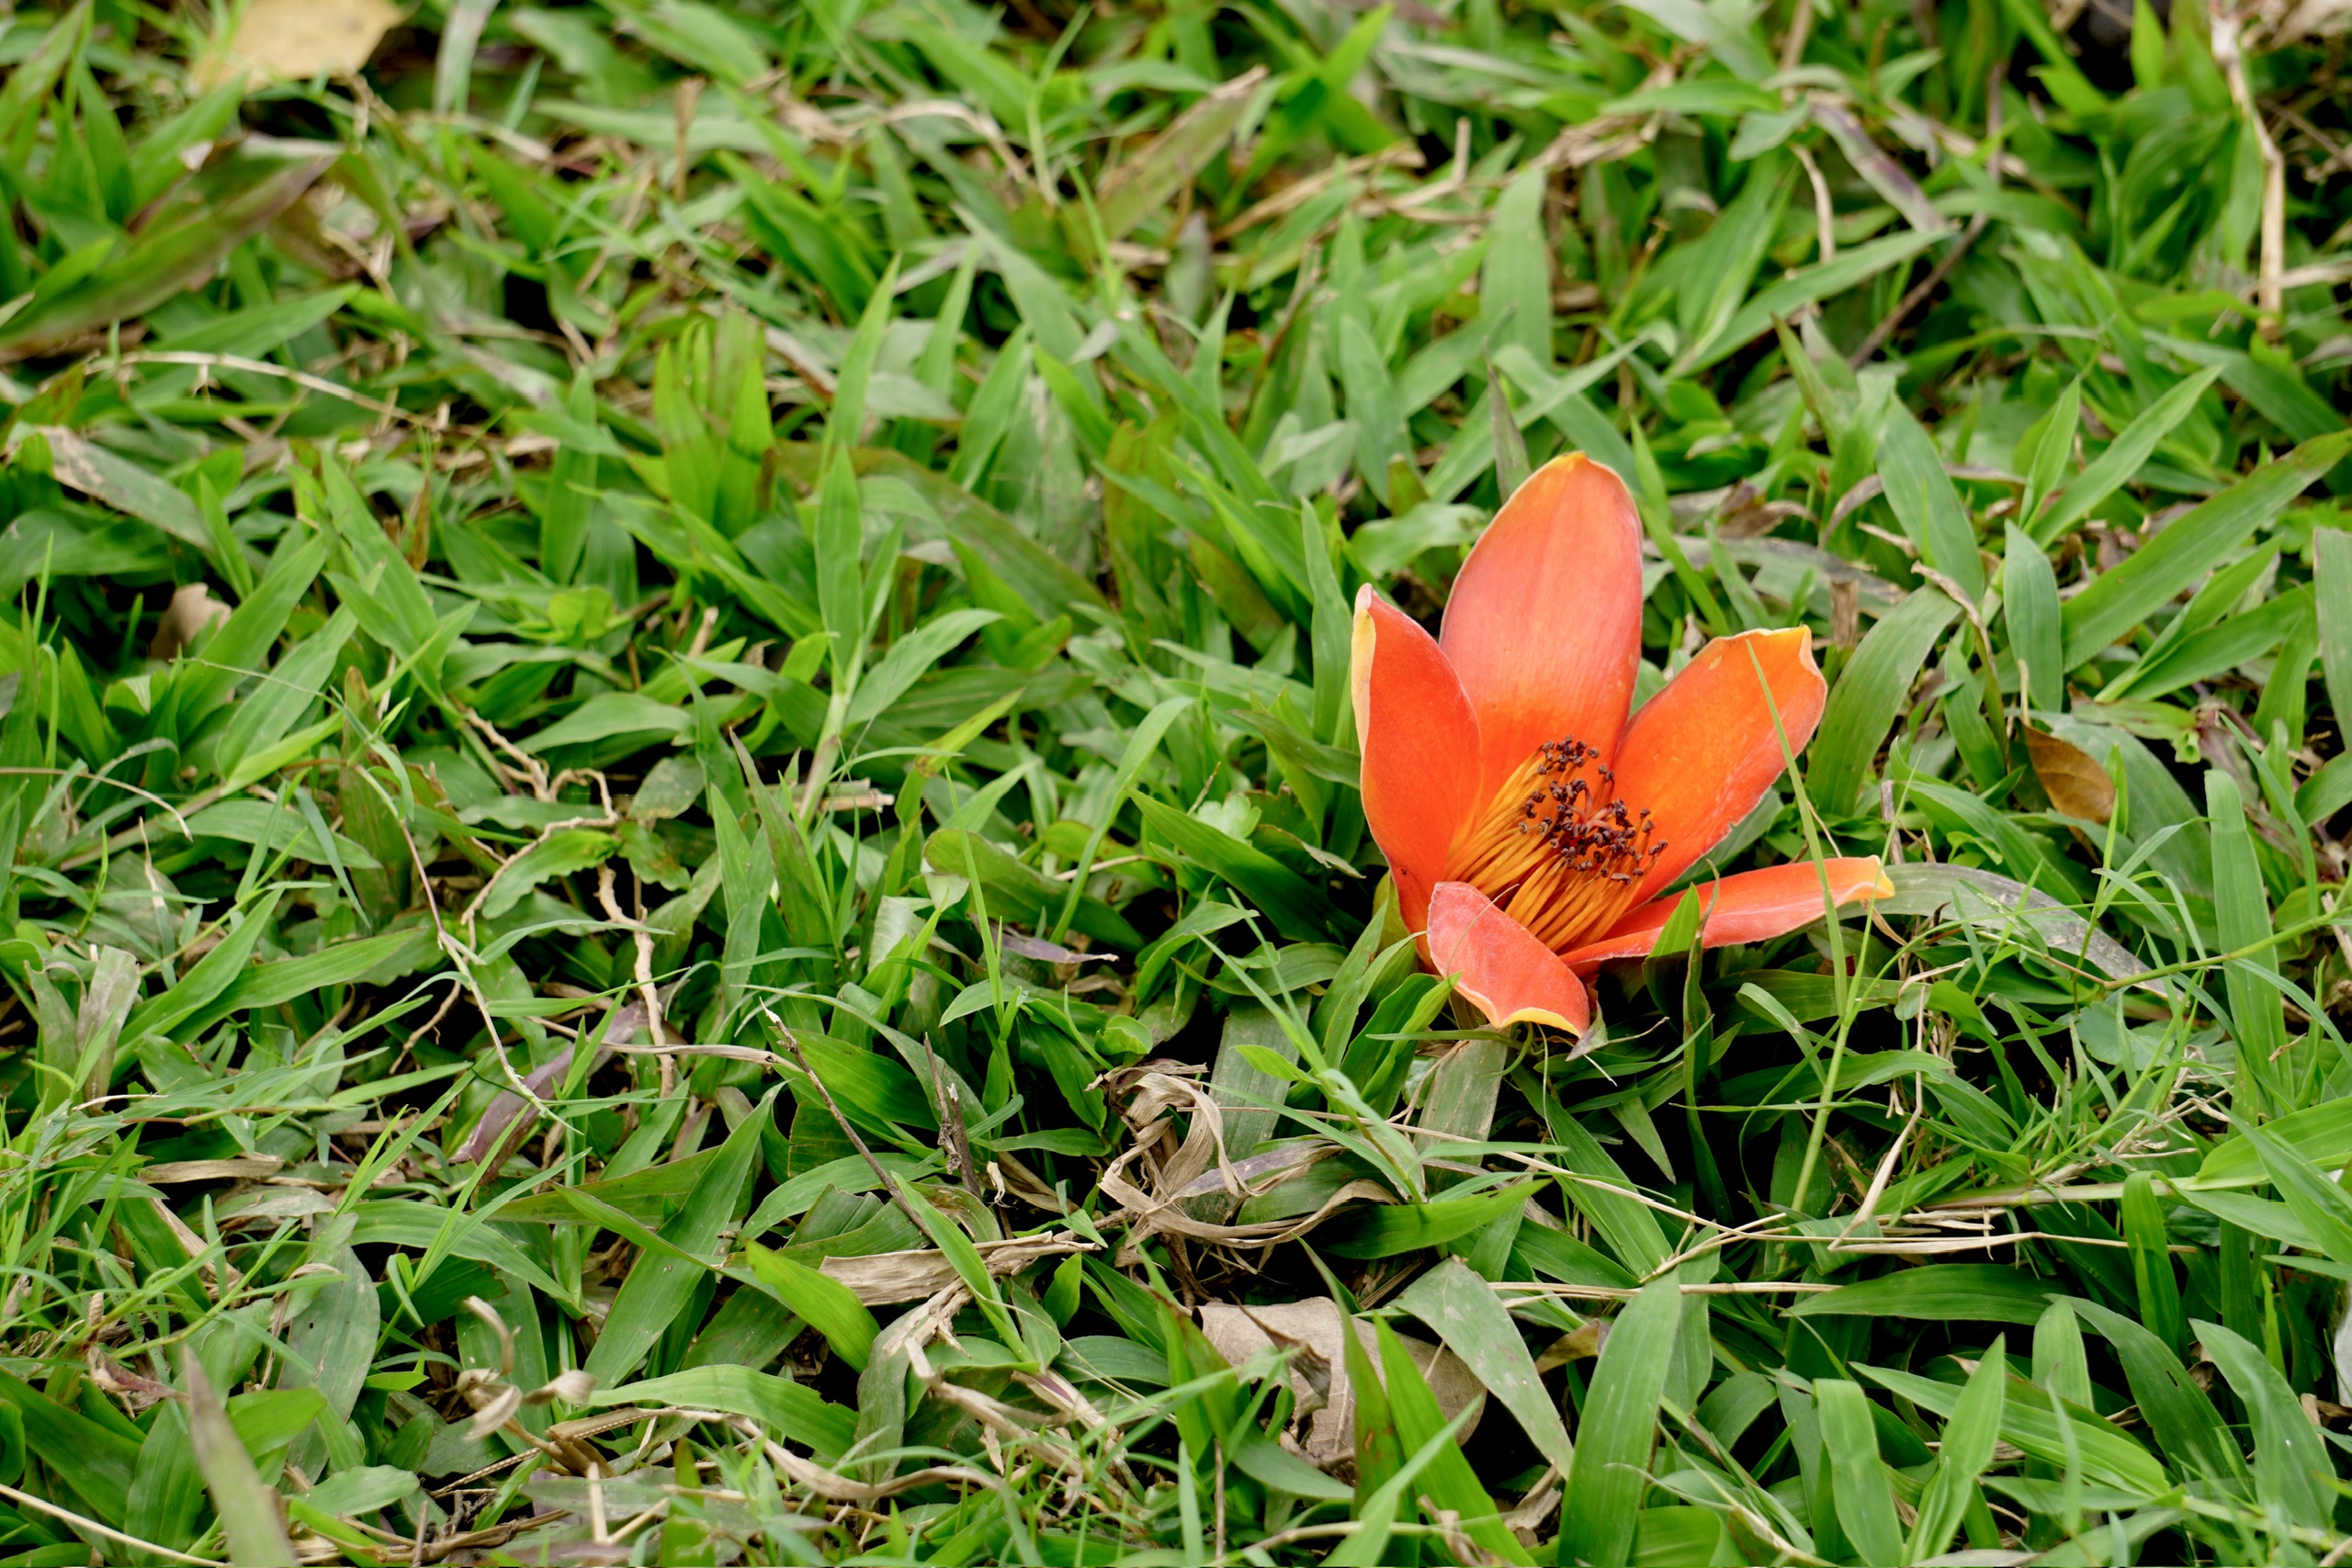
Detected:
left=1351, top=454, right=1893, bottom=1032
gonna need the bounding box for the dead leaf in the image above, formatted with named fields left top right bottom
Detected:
left=150, top=583, right=231, bottom=660
left=1243, top=1305, right=1332, bottom=1420
left=1535, top=1318, right=1608, bottom=1371
left=212, top=1185, right=334, bottom=1224
left=198, top=0, right=403, bottom=90
left=86, top=1348, right=179, bottom=1410
left=2024, top=727, right=2115, bottom=823
left=996, top=928, right=1113, bottom=964
left=1713, top=480, right=1812, bottom=539
left=1198, top=1297, right=1485, bottom=1469
left=1829, top=579, right=1860, bottom=649
left=526, top=1369, right=598, bottom=1405
left=461, top=1003, right=640, bottom=1165
left=816, top=1233, right=1094, bottom=1305
left=142, top=1155, right=284, bottom=1184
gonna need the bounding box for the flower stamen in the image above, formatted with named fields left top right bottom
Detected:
left=1444, top=735, right=1666, bottom=952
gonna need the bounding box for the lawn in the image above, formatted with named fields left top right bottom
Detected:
left=2, top=0, right=2350, bottom=1562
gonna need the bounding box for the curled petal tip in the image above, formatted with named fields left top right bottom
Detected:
left=1453, top=984, right=1589, bottom=1036
left=1758, top=623, right=1820, bottom=668
left=1526, top=450, right=1627, bottom=491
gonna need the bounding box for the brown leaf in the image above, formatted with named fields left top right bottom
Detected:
left=1713, top=480, right=1812, bottom=539
left=1198, top=1297, right=1484, bottom=1469
left=150, top=583, right=232, bottom=660
left=1534, top=1318, right=1609, bottom=1371
left=196, top=0, right=403, bottom=90
left=142, top=1155, right=284, bottom=1183
left=816, top=1233, right=1094, bottom=1305
left=85, top=1348, right=178, bottom=1410
left=2025, top=727, right=2116, bottom=823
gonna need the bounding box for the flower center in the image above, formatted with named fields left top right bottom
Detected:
left=1443, top=736, right=1666, bottom=952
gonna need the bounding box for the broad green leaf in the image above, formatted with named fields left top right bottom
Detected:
left=127, top=1402, right=206, bottom=1554
left=522, top=694, right=691, bottom=753
left=846, top=608, right=1001, bottom=728
left=2314, top=526, right=2352, bottom=734
left=477, top=829, right=620, bottom=920
left=1482, top=167, right=1551, bottom=366
left=583, top=1090, right=775, bottom=1386
left=186, top=1357, right=300, bottom=1568
left=0, top=3, right=90, bottom=146
left=541, top=372, right=600, bottom=581
left=2016, top=377, right=2082, bottom=526
left=2066, top=1297, right=2248, bottom=1485
left=2003, top=525, right=2064, bottom=714
left=1878, top=405, right=1985, bottom=600
left=923, top=827, right=1145, bottom=950
left=1396, top=1256, right=1574, bottom=1473
left=2238, top=1117, right=2352, bottom=1265
left=595, top=1366, right=854, bottom=1461
left=1861, top=1362, right=2167, bottom=1496
left=1683, top=231, right=1940, bottom=372
left=1788, top=1263, right=2064, bottom=1325
left=1556, top=1276, right=1679, bottom=1568
left=2035, top=366, right=2224, bottom=543
left=2199, top=1094, right=2352, bottom=1186
left=2120, top=1172, right=2187, bottom=1356
left=1098, top=68, right=1266, bottom=241
left=1327, top=1401, right=1479, bottom=1566
left=0, top=1369, right=140, bottom=1520
left=1052, top=694, right=1193, bottom=942
left=1905, top=1335, right=2005, bottom=1562
left=24, top=423, right=211, bottom=550
left=2060, top=431, right=2352, bottom=666
left=215, top=608, right=355, bottom=761
left=275, top=1245, right=378, bottom=1433
left=743, top=1240, right=877, bottom=1371
left=1369, top=1317, right=1532, bottom=1564
left=1806, top=590, right=1959, bottom=817
left=120, top=890, right=283, bottom=1047
left=1321, top=1180, right=1532, bottom=1258
left=0, top=146, right=334, bottom=357
left=187, top=930, right=423, bottom=1033
left=815, top=450, right=866, bottom=687
left=1131, top=795, right=1340, bottom=941
left=2198, top=1319, right=2331, bottom=1529
left=1816, top=1380, right=1905, bottom=1566
left=2208, top=769, right=2286, bottom=1112
left=891, top=1176, right=1026, bottom=1355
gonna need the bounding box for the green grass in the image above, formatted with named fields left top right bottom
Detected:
left=0, top=0, right=2350, bottom=1562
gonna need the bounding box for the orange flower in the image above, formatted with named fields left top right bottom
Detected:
left=1351, top=455, right=1893, bottom=1033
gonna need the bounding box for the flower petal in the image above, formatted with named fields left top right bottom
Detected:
left=1441, top=454, right=1645, bottom=804
left=1427, top=881, right=1591, bottom=1033
left=1353, top=587, right=1482, bottom=932
left=1558, top=859, right=1894, bottom=970
left=1611, top=626, right=1828, bottom=902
